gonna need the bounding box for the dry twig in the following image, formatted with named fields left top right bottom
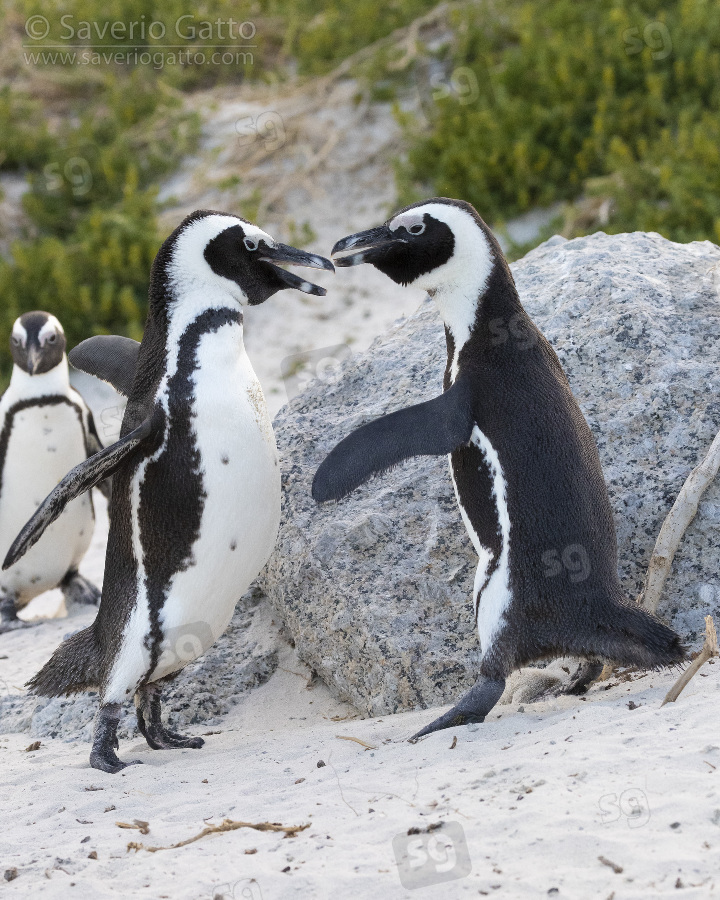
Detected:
left=641, top=431, right=720, bottom=613
left=127, top=819, right=310, bottom=853
left=335, top=735, right=377, bottom=750
left=662, top=616, right=718, bottom=706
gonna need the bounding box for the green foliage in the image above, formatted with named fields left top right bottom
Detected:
left=0, top=189, right=159, bottom=383
left=400, top=0, right=720, bottom=243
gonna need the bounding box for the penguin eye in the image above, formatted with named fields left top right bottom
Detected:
left=47, top=334, right=57, bottom=343
left=408, top=223, right=425, bottom=235
left=244, top=237, right=258, bottom=251
left=11, top=337, right=20, bottom=346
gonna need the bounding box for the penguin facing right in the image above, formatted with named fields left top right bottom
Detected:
left=0, top=312, right=103, bottom=632
left=4, top=210, right=335, bottom=772
left=314, top=198, right=685, bottom=742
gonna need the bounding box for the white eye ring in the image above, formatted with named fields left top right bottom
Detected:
left=408, top=223, right=425, bottom=235
left=244, top=237, right=258, bottom=251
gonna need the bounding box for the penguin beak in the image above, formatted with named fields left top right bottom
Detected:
left=331, top=226, right=407, bottom=267
left=26, top=344, right=42, bottom=376
left=258, top=243, right=335, bottom=296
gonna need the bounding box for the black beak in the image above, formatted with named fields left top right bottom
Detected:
left=258, top=243, right=334, bottom=296
left=331, top=225, right=407, bottom=267
left=26, top=344, right=41, bottom=376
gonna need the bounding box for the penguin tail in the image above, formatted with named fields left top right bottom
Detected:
left=593, top=598, right=686, bottom=669
left=27, top=624, right=102, bottom=697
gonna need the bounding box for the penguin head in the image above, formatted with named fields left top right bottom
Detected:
left=155, top=210, right=334, bottom=308
left=10, top=312, right=66, bottom=376
left=331, top=198, right=498, bottom=295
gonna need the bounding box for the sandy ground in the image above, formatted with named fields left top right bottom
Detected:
left=0, top=498, right=719, bottom=899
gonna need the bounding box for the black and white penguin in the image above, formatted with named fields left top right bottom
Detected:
left=0, top=312, right=103, bottom=632
left=4, top=210, right=334, bottom=772
left=314, top=198, right=685, bottom=741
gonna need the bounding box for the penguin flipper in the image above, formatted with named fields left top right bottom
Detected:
left=2, top=416, right=154, bottom=570
left=69, top=335, right=140, bottom=397
left=312, top=378, right=474, bottom=502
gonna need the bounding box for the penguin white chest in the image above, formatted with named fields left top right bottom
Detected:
left=151, top=324, right=280, bottom=679
left=0, top=401, right=93, bottom=603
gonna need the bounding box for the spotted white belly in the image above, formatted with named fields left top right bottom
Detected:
left=0, top=402, right=93, bottom=605
left=449, top=424, right=512, bottom=656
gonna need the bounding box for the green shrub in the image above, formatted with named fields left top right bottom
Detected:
left=400, top=0, right=720, bottom=243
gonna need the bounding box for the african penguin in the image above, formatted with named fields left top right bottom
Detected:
left=4, top=210, right=334, bottom=772
left=314, top=198, right=685, bottom=741
left=0, top=312, right=103, bottom=632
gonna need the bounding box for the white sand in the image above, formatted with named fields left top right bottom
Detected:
left=1, top=497, right=719, bottom=898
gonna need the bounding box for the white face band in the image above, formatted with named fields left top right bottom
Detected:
left=38, top=315, right=64, bottom=346
left=11, top=320, right=28, bottom=348
left=389, top=210, right=426, bottom=232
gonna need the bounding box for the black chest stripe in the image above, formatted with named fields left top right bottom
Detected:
left=0, top=396, right=86, bottom=507
left=138, top=306, right=242, bottom=681
left=451, top=440, right=503, bottom=620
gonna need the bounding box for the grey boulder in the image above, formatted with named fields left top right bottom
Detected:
left=260, top=231, right=720, bottom=717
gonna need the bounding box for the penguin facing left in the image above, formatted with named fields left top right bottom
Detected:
left=4, top=210, right=334, bottom=773
left=314, top=198, right=685, bottom=742
left=0, top=312, right=103, bottom=632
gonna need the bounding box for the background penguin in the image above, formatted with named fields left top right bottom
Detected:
left=4, top=210, right=334, bottom=772
left=314, top=198, right=685, bottom=741
left=0, top=312, right=104, bottom=632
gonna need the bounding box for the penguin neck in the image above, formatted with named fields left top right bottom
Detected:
left=9, top=356, right=70, bottom=397
left=439, top=258, right=523, bottom=384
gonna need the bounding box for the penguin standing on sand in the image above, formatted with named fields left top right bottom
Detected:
left=5, top=211, right=334, bottom=772
left=0, top=312, right=103, bottom=632
left=314, top=198, right=685, bottom=741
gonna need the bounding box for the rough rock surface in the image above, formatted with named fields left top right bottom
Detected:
left=260, top=231, right=720, bottom=717
left=0, top=587, right=278, bottom=741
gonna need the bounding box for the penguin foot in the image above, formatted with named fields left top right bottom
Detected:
left=135, top=682, right=204, bottom=751
left=90, top=702, right=142, bottom=774
left=0, top=594, right=32, bottom=633
left=89, top=747, right=143, bottom=774
left=562, top=660, right=604, bottom=696
left=60, top=571, right=101, bottom=607
left=408, top=676, right=506, bottom=743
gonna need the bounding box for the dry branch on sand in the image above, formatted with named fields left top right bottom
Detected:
left=127, top=818, right=310, bottom=853
left=662, top=616, right=719, bottom=706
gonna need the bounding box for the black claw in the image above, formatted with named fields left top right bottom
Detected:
left=135, top=683, right=204, bottom=751
left=408, top=676, right=506, bottom=743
